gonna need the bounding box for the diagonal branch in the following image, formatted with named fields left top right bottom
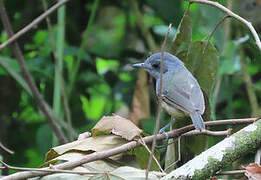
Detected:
left=162, top=119, right=261, bottom=180
left=0, top=0, right=67, bottom=144
left=1, top=118, right=257, bottom=180
left=0, top=0, right=70, bottom=50
left=189, top=0, right=261, bottom=51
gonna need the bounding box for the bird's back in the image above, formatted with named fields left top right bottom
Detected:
left=156, top=67, right=205, bottom=115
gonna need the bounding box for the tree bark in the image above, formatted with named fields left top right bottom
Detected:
left=161, top=119, right=261, bottom=180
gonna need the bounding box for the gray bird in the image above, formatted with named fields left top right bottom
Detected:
left=132, top=52, right=205, bottom=134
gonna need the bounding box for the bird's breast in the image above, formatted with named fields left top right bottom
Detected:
left=161, top=101, right=188, bottom=118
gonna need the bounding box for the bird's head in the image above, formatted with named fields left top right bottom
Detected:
left=132, top=52, right=184, bottom=79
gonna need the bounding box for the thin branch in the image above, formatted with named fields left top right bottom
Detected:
left=138, top=136, right=165, bottom=174
left=183, top=129, right=232, bottom=137
left=0, top=160, right=101, bottom=175
left=0, top=0, right=70, bottom=50
left=1, top=118, right=257, bottom=180
left=156, top=129, right=230, bottom=149
left=203, top=15, right=231, bottom=53
left=0, top=0, right=67, bottom=143
left=0, top=142, right=14, bottom=154
left=146, top=24, right=172, bottom=179
left=216, top=170, right=245, bottom=175
left=189, top=0, right=261, bottom=51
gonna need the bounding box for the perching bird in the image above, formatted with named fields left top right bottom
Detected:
left=132, top=52, right=205, bottom=135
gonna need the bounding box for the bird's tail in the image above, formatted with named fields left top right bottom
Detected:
left=190, top=112, right=205, bottom=131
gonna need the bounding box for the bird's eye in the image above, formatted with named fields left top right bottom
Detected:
left=152, top=63, right=159, bottom=68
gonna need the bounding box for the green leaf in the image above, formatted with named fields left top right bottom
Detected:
left=0, top=56, right=32, bottom=95
left=171, top=7, right=192, bottom=61
left=20, top=106, right=45, bottom=123
left=36, top=124, right=53, bottom=155
left=119, top=72, right=132, bottom=82
left=187, top=41, right=219, bottom=96
left=152, top=25, right=176, bottom=39
left=143, top=14, right=164, bottom=27
left=219, top=56, right=240, bottom=76
left=96, top=57, right=119, bottom=75
left=64, top=55, right=74, bottom=74
left=33, top=30, right=48, bottom=45
left=25, top=149, right=44, bottom=168
left=247, top=62, right=259, bottom=75
left=87, top=83, right=111, bottom=96
left=0, top=31, right=8, bottom=43
left=130, top=146, right=160, bottom=170
left=0, top=56, right=20, bottom=75
left=80, top=95, right=106, bottom=120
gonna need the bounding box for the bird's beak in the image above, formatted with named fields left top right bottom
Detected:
left=132, top=63, right=149, bottom=69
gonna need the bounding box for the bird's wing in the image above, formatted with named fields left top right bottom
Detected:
left=157, top=68, right=205, bottom=114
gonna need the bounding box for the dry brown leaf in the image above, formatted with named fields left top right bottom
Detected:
left=243, top=163, right=261, bottom=180
left=92, top=115, right=143, bottom=140
left=130, top=69, right=150, bottom=125
left=45, top=135, right=127, bottom=162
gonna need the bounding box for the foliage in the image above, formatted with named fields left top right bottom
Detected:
left=0, top=0, right=260, bottom=179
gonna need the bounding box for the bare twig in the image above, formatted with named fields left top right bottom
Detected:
left=156, top=129, right=231, bottom=149
left=146, top=24, right=172, bottom=179
left=203, top=15, right=231, bottom=53
left=217, top=170, right=245, bottom=175
left=189, top=0, right=261, bottom=51
left=0, top=0, right=67, bottom=143
left=0, top=160, right=101, bottom=175
left=0, top=142, right=14, bottom=154
left=139, top=136, right=165, bottom=174
left=183, top=129, right=232, bottom=137
left=0, top=0, right=70, bottom=50
left=1, top=118, right=257, bottom=180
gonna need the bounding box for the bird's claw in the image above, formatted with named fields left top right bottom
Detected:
left=159, top=128, right=169, bottom=140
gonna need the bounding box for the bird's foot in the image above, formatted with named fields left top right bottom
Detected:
left=158, top=118, right=176, bottom=140
left=159, top=128, right=169, bottom=139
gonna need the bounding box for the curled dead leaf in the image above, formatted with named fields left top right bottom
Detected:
left=92, top=115, right=143, bottom=141
left=45, top=135, right=127, bottom=163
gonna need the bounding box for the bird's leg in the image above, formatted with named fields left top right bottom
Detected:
left=158, top=118, right=176, bottom=139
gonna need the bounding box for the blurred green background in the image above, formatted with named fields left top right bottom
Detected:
left=0, top=0, right=261, bottom=177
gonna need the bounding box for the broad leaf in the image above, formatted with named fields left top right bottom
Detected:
left=170, top=7, right=192, bottom=61
left=187, top=41, right=219, bottom=96
left=45, top=135, right=127, bottom=162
